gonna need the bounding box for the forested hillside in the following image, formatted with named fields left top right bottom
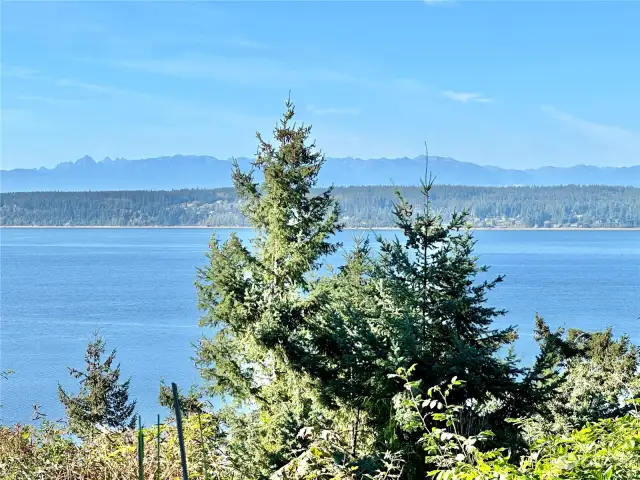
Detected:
left=2, top=184, right=640, bottom=228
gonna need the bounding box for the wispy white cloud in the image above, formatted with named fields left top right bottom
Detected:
left=17, top=95, right=80, bottom=106
left=307, top=104, right=360, bottom=116
left=86, top=54, right=359, bottom=87
left=53, top=75, right=270, bottom=126
left=5, top=63, right=264, bottom=126
left=2, top=65, right=40, bottom=79
left=541, top=105, right=640, bottom=148
left=55, top=79, right=138, bottom=97
left=424, top=0, right=455, bottom=6
left=103, top=31, right=268, bottom=51
left=442, top=90, right=493, bottom=103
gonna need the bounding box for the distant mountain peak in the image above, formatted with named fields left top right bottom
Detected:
left=1, top=154, right=638, bottom=192
left=75, top=155, right=96, bottom=166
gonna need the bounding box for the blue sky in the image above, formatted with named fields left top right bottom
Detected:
left=2, top=1, right=639, bottom=170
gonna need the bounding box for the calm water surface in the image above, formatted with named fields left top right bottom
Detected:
left=1, top=228, right=639, bottom=424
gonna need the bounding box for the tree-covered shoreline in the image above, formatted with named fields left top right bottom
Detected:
left=2, top=184, right=640, bottom=228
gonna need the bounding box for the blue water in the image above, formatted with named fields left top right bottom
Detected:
left=1, top=228, right=639, bottom=425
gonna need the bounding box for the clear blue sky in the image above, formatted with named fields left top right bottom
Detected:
left=2, top=1, right=639, bottom=170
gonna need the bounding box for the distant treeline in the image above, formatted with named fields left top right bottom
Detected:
left=2, top=185, right=640, bottom=228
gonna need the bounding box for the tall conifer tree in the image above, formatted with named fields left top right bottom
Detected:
left=58, top=333, right=136, bottom=437
left=195, top=97, right=343, bottom=474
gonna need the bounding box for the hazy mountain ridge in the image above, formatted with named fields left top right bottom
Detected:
left=2, top=155, right=639, bottom=192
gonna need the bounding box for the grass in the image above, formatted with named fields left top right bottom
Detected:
left=0, top=382, right=229, bottom=480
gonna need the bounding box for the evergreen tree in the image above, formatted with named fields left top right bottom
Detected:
left=525, top=327, right=640, bottom=439
left=364, top=179, right=569, bottom=472
left=58, top=333, right=136, bottom=437
left=158, top=381, right=206, bottom=417
left=195, top=97, right=343, bottom=475
left=291, top=177, right=571, bottom=476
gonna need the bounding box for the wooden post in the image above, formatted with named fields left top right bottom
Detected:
left=156, top=414, right=161, bottom=480
left=172, top=382, right=189, bottom=480
left=138, top=415, right=144, bottom=480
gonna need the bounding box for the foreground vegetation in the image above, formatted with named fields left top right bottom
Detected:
left=2, top=99, right=640, bottom=479
left=2, top=185, right=640, bottom=229
left=3, top=386, right=640, bottom=479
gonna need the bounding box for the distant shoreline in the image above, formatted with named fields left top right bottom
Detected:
left=2, top=226, right=640, bottom=231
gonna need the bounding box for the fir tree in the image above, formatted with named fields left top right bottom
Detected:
left=525, top=326, right=640, bottom=438
left=367, top=174, right=570, bottom=473
left=58, top=333, right=136, bottom=437
left=195, top=96, right=343, bottom=475
left=288, top=164, right=572, bottom=476
left=375, top=174, right=522, bottom=406
left=158, top=381, right=206, bottom=417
